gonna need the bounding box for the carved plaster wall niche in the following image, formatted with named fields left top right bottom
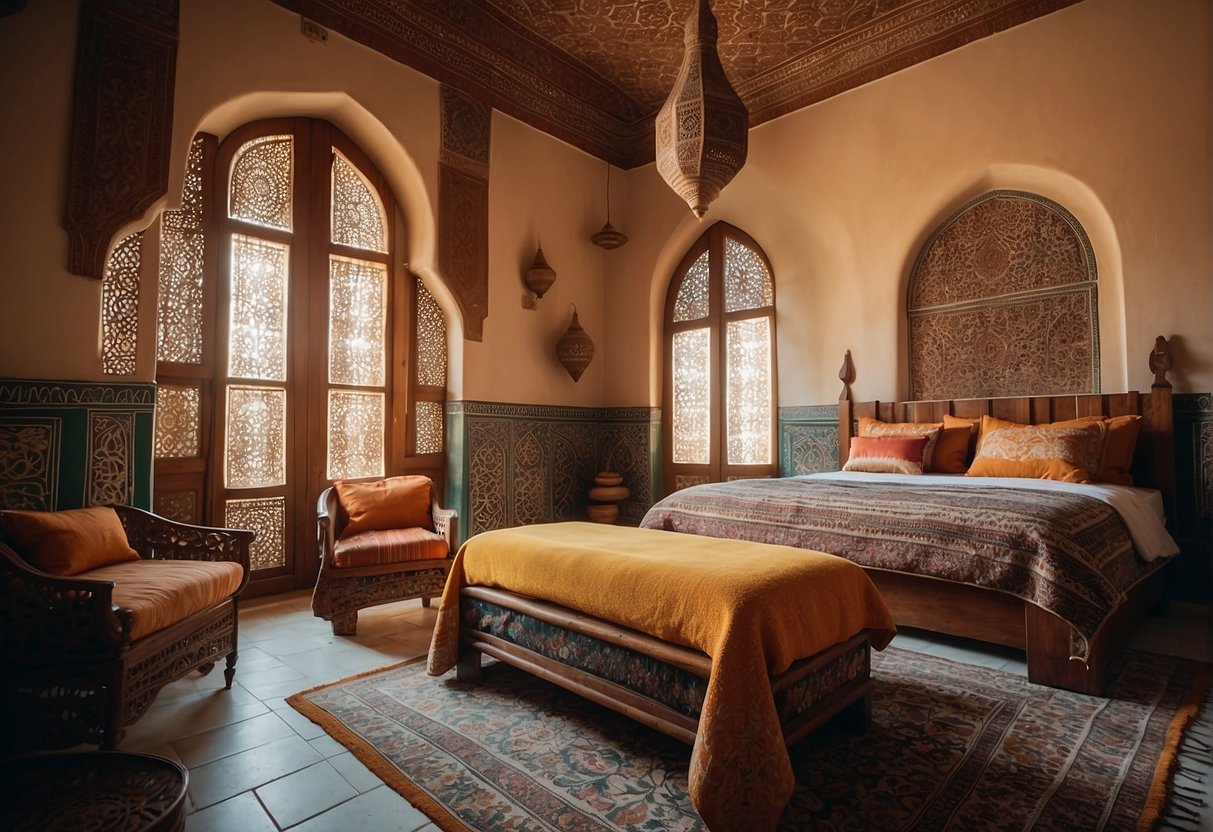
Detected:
left=908, top=190, right=1099, bottom=400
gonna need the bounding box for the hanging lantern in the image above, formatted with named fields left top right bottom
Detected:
left=590, top=164, right=628, bottom=250
left=654, top=0, right=748, bottom=218
left=556, top=304, right=594, bottom=382
left=523, top=247, right=557, bottom=298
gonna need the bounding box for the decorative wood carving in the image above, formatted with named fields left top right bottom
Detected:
left=64, top=0, right=179, bottom=279
left=908, top=190, right=1098, bottom=400
left=438, top=86, right=490, bottom=341
left=268, top=0, right=1076, bottom=168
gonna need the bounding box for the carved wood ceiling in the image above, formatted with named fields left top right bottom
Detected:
left=271, top=0, right=1078, bottom=168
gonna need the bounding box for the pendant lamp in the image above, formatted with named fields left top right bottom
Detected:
left=590, top=164, right=628, bottom=250
left=555, top=304, right=594, bottom=382
left=654, top=0, right=748, bottom=218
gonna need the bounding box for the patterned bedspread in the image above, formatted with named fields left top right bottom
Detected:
left=641, top=477, right=1163, bottom=660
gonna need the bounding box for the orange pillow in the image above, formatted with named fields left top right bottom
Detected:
left=1067, top=415, right=1142, bottom=485
left=335, top=476, right=434, bottom=538
left=976, top=415, right=1109, bottom=477
left=942, top=414, right=981, bottom=464
left=0, top=506, right=139, bottom=576
left=967, top=418, right=1109, bottom=483
left=930, top=426, right=972, bottom=474
left=843, top=435, right=929, bottom=475
left=858, top=418, right=942, bottom=471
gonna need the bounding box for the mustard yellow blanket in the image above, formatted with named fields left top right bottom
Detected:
left=427, top=522, right=895, bottom=832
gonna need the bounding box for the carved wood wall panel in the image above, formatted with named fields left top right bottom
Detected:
left=64, top=0, right=179, bottom=279
left=908, top=190, right=1099, bottom=400
left=438, top=86, right=490, bottom=341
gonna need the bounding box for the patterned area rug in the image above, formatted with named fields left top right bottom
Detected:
left=288, top=647, right=1210, bottom=831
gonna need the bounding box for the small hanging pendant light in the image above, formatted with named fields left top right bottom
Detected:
left=523, top=246, right=557, bottom=298
left=654, top=0, right=748, bottom=218
left=556, top=303, right=594, bottom=382
left=590, top=164, right=628, bottom=250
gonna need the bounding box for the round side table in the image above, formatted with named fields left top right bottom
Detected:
left=0, top=751, right=188, bottom=832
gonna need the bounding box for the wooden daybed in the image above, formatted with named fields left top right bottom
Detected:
left=427, top=521, right=895, bottom=832
left=643, top=337, right=1177, bottom=696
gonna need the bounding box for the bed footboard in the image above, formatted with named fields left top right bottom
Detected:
left=456, top=585, right=874, bottom=745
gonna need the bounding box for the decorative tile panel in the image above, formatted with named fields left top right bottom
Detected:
left=0, top=380, right=154, bottom=510
left=1173, top=393, right=1212, bottom=603
left=779, top=404, right=839, bottom=477
left=88, top=412, right=134, bottom=506
left=0, top=420, right=61, bottom=510
left=449, top=402, right=658, bottom=537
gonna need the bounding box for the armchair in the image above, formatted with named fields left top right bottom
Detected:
left=0, top=505, right=252, bottom=752
left=313, top=476, right=457, bottom=635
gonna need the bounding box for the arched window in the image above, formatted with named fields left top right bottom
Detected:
left=663, top=222, right=777, bottom=494
left=153, top=120, right=447, bottom=592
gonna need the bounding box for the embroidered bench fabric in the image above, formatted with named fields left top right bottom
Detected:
left=641, top=476, right=1164, bottom=661
left=428, top=521, right=895, bottom=832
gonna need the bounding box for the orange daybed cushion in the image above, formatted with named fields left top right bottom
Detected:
left=0, top=506, right=139, bottom=576
left=86, top=559, right=245, bottom=641
left=332, top=527, right=449, bottom=569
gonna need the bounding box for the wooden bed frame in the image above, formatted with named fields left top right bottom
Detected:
left=836, top=336, right=1176, bottom=695
left=456, top=585, right=876, bottom=747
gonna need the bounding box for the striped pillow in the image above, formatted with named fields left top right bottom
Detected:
left=843, top=435, right=930, bottom=475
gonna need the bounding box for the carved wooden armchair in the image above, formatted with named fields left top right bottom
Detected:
left=313, top=476, right=457, bottom=636
left=0, top=504, right=252, bottom=752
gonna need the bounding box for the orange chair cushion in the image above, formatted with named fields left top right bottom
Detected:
left=87, top=559, right=245, bottom=641
left=332, top=527, right=449, bottom=569
left=335, top=476, right=434, bottom=538
left=0, top=506, right=139, bottom=576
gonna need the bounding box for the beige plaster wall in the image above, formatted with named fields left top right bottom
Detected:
left=3, top=0, right=1208, bottom=411
left=607, top=0, right=1212, bottom=406
left=0, top=0, right=608, bottom=406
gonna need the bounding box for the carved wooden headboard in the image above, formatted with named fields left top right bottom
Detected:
left=838, top=336, right=1176, bottom=525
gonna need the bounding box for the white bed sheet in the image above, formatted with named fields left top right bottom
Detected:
left=801, top=471, right=1179, bottom=562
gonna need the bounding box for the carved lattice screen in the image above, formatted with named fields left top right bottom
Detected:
left=908, top=190, right=1099, bottom=400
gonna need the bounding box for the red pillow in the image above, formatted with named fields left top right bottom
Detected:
left=843, top=435, right=930, bottom=475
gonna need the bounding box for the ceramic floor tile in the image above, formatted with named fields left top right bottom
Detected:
left=328, top=751, right=384, bottom=793
left=122, top=690, right=269, bottom=751
left=275, top=700, right=332, bottom=740
left=309, top=733, right=347, bottom=758
left=188, top=734, right=323, bottom=809
left=289, top=785, right=430, bottom=832
left=172, top=710, right=297, bottom=768
left=186, top=791, right=278, bottom=832
left=256, top=761, right=360, bottom=828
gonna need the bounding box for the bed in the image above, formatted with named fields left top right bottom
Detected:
left=426, top=521, right=896, bottom=832
left=641, top=337, right=1179, bottom=696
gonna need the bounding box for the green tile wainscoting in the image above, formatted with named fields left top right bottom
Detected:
left=778, top=405, right=841, bottom=477
left=1173, top=393, right=1212, bottom=603
left=0, top=378, right=155, bottom=511
left=445, top=402, right=660, bottom=538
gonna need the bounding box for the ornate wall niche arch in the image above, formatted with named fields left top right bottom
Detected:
left=907, top=190, right=1099, bottom=400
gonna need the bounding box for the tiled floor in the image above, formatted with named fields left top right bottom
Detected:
left=105, top=591, right=1212, bottom=831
